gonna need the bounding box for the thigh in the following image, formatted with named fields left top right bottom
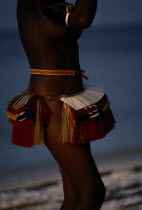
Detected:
left=44, top=100, right=102, bottom=192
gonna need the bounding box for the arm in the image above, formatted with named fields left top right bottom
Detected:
left=39, top=0, right=98, bottom=29
left=69, top=0, right=98, bottom=29
left=24, top=0, right=40, bottom=11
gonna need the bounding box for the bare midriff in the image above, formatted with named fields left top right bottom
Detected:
left=29, top=72, right=84, bottom=97
left=17, top=1, right=85, bottom=97
left=28, top=41, right=85, bottom=97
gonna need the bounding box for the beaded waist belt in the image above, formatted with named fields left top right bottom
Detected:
left=30, top=69, right=88, bottom=80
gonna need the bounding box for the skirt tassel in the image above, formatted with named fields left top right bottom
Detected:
left=7, top=91, right=51, bottom=147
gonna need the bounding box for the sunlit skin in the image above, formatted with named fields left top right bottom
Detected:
left=17, top=0, right=106, bottom=209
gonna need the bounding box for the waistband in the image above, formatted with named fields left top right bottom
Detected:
left=30, top=69, right=88, bottom=80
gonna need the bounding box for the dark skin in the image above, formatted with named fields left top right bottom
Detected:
left=17, top=0, right=84, bottom=96
left=17, top=0, right=106, bottom=209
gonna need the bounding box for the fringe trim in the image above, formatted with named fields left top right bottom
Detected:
left=78, top=106, right=116, bottom=144
left=59, top=102, right=76, bottom=144
left=7, top=89, right=51, bottom=147
left=33, top=100, right=45, bottom=145
left=59, top=97, right=116, bottom=144
left=7, top=88, right=116, bottom=147
left=7, top=89, right=35, bottom=107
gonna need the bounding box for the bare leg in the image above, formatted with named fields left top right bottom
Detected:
left=58, top=167, right=76, bottom=210
left=44, top=99, right=106, bottom=210
left=57, top=142, right=92, bottom=210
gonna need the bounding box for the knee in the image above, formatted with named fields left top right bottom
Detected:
left=77, top=181, right=106, bottom=203
left=72, top=184, right=106, bottom=210
left=98, top=182, right=106, bottom=202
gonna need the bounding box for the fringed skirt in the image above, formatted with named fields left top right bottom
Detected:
left=7, top=87, right=116, bottom=147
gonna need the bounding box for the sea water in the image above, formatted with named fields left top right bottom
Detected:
left=0, top=24, right=142, bottom=188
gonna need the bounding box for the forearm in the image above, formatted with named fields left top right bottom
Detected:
left=68, top=0, right=98, bottom=28
left=39, top=0, right=98, bottom=29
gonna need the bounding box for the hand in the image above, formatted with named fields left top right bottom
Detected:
left=40, top=1, right=73, bottom=26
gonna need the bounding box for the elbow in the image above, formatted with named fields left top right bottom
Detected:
left=67, top=11, right=95, bottom=29
left=79, top=18, right=93, bottom=29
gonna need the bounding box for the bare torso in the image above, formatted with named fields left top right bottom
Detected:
left=17, top=0, right=84, bottom=96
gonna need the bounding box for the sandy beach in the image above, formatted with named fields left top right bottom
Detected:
left=0, top=151, right=142, bottom=210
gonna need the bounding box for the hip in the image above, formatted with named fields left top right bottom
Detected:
left=29, top=71, right=85, bottom=96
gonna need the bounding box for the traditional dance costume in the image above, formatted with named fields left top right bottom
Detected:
left=7, top=69, right=116, bottom=147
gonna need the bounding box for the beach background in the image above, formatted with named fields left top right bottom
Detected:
left=0, top=0, right=142, bottom=209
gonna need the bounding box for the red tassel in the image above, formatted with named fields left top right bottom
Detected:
left=8, top=89, right=116, bottom=147
left=9, top=118, right=35, bottom=125
left=12, top=123, right=35, bottom=147
left=78, top=107, right=116, bottom=144
left=67, top=94, right=116, bottom=144
left=9, top=96, right=51, bottom=147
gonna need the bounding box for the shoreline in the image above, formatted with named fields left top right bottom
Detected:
left=0, top=151, right=142, bottom=210
left=1, top=147, right=142, bottom=191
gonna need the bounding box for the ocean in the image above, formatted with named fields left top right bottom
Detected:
left=0, top=24, right=142, bottom=189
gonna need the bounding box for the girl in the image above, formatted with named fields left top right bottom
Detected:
left=7, top=0, right=116, bottom=209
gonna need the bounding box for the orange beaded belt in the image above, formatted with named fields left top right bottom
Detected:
left=30, top=69, right=88, bottom=80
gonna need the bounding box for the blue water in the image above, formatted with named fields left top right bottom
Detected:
left=0, top=24, right=142, bottom=178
